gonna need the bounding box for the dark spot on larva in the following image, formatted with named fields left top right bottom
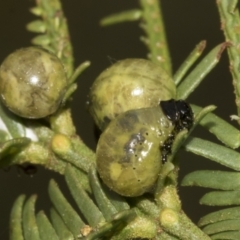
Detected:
left=121, top=132, right=146, bottom=164
left=102, top=132, right=116, bottom=145
left=50, top=56, right=58, bottom=63
left=124, top=132, right=145, bottom=153
left=117, top=111, right=139, bottom=131
left=103, top=116, right=111, bottom=127
left=160, top=133, right=175, bottom=164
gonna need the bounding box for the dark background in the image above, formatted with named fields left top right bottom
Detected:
left=0, top=1, right=237, bottom=239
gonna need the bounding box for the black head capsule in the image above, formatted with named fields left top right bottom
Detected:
left=160, top=99, right=194, bottom=163
left=160, top=99, right=180, bottom=122
left=175, top=100, right=194, bottom=130
left=160, top=99, right=193, bottom=131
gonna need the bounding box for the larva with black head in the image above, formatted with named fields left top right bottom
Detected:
left=96, top=99, right=193, bottom=197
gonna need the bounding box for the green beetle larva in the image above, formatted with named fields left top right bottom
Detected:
left=0, top=47, right=67, bottom=118
left=96, top=99, right=193, bottom=197
left=88, top=58, right=176, bottom=130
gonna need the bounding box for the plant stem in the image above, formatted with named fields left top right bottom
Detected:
left=139, top=0, right=172, bottom=75
left=216, top=0, right=240, bottom=119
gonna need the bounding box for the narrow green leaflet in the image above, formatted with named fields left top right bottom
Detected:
left=62, top=61, right=91, bottom=104
left=192, top=105, right=217, bottom=129
left=36, top=211, right=59, bottom=240
left=210, top=231, right=240, bottom=240
left=199, top=207, right=240, bottom=227
left=65, top=166, right=105, bottom=227
left=29, top=6, right=42, bottom=16
left=182, top=170, right=240, bottom=190
left=82, top=209, right=137, bottom=240
left=191, top=104, right=240, bottom=149
left=64, top=165, right=91, bottom=193
left=31, top=35, right=50, bottom=46
left=26, top=20, right=46, bottom=33
left=100, top=184, right=130, bottom=212
left=68, top=61, right=91, bottom=85
left=61, top=84, right=78, bottom=104
left=200, top=190, right=240, bottom=206
left=22, top=195, right=40, bottom=240
left=174, top=40, right=206, bottom=85
left=48, top=179, right=85, bottom=238
left=184, top=137, right=240, bottom=171
left=177, top=42, right=228, bottom=100
left=100, top=9, right=142, bottom=26
left=202, top=219, right=240, bottom=235
left=88, top=166, right=118, bottom=221
left=9, top=195, right=26, bottom=240
left=50, top=208, right=74, bottom=240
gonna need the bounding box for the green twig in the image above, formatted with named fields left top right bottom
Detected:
left=139, top=0, right=172, bottom=75
left=216, top=0, right=240, bottom=118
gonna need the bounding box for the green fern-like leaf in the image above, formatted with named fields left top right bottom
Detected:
left=198, top=207, right=240, bottom=239
left=182, top=139, right=240, bottom=237
left=10, top=164, right=138, bottom=240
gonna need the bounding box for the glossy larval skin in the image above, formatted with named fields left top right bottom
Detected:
left=96, top=104, right=175, bottom=197
left=0, top=47, right=67, bottom=118
left=88, top=58, right=176, bottom=131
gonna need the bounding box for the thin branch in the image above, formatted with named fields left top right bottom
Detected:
left=139, top=0, right=172, bottom=75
